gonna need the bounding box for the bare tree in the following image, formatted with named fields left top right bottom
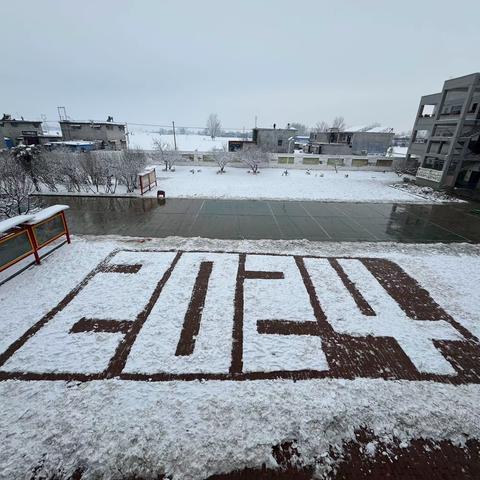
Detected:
left=289, top=122, right=309, bottom=135
left=153, top=137, right=179, bottom=171
left=332, top=116, right=346, bottom=131
left=315, top=121, right=329, bottom=132
left=79, top=151, right=107, bottom=193
left=92, top=151, right=118, bottom=194
left=239, top=145, right=268, bottom=174
left=0, top=151, right=37, bottom=217
left=206, top=113, right=222, bottom=139
left=55, top=151, right=86, bottom=193
left=10, top=144, right=47, bottom=192
left=212, top=147, right=231, bottom=173
left=117, top=148, right=146, bottom=192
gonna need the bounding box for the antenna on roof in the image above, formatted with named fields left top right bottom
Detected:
left=57, top=106, right=68, bottom=121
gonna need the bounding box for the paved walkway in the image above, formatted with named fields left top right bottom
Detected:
left=40, top=196, right=480, bottom=242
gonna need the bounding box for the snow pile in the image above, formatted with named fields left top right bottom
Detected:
left=391, top=182, right=464, bottom=203
left=24, top=205, right=69, bottom=224
left=0, top=214, right=34, bottom=234
left=0, top=236, right=479, bottom=478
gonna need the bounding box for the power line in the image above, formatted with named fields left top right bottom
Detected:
left=43, top=119, right=253, bottom=131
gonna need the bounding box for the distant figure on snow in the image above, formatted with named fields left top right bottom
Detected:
left=306, top=169, right=311, bottom=175
left=282, top=169, right=289, bottom=176
left=190, top=169, right=195, bottom=174
left=345, top=174, right=349, bottom=178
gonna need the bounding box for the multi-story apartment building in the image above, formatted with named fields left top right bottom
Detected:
left=59, top=118, right=127, bottom=150
left=407, top=73, right=480, bottom=190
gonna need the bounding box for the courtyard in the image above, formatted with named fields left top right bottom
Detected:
left=1, top=235, right=480, bottom=479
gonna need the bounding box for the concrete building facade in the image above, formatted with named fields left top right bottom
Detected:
left=307, top=126, right=394, bottom=156
left=59, top=119, right=127, bottom=150
left=252, top=126, right=297, bottom=153
left=228, top=125, right=297, bottom=153
left=407, top=73, right=480, bottom=190
left=0, top=115, right=44, bottom=148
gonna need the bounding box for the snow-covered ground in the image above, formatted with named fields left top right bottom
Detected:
left=146, top=166, right=440, bottom=203
left=1, top=235, right=479, bottom=479
left=391, top=182, right=464, bottom=203
left=128, top=129, right=245, bottom=151
left=37, top=166, right=460, bottom=203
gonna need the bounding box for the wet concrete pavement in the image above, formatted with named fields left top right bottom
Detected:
left=38, top=196, right=480, bottom=243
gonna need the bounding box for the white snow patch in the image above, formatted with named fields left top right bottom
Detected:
left=24, top=205, right=70, bottom=224
left=128, top=130, right=246, bottom=152
left=145, top=166, right=437, bottom=203
left=0, top=214, right=34, bottom=234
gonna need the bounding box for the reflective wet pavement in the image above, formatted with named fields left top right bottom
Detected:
left=39, top=196, right=480, bottom=243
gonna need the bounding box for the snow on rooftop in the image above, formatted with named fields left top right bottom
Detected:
left=390, top=146, right=408, bottom=157
left=41, top=130, right=62, bottom=137
left=50, top=140, right=95, bottom=146
left=368, top=126, right=394, bottom=133
left=24, top=205, right=69, bottom=225
left=0, top=215, right=34, bottom=234
left=60, top=120, right=126, bottom=127
left=346, top=126, right=394, bottom=133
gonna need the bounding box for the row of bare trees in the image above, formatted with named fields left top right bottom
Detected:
left=0, top=146, right=147, bottom=217
left=211, top=145, right=268, bottom=174
left=204, top=114, right=350, bottom=138
left=0, top=141, right=270, bottom=218
left=314, top=116, right=346, bottom=132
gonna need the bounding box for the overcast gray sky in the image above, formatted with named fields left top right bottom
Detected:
left=2, top=0, right=479, bottom=132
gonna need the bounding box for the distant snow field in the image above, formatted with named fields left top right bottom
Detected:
left=128, top=129, right=245, bottom=151
left=148, top=166, right=434, bottom=203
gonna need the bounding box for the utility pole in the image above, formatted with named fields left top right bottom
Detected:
left=172, top=121, right=177, bottom=150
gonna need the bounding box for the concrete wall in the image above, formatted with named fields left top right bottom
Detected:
left=308, top=131, right=394, bottom=155
left=351, top=132, right=394, bottom=155
left=155, top=150, right=406, bottom=171
left=60, top=122, right=127, bottom=150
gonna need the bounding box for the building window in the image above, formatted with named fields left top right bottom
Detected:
left=419, top=104, right=435, bottom=117
left=469, top=102, right=478, bottom=113
left=450, top=105, right=462, bottom=115
left=433, top=125, right=455, bottom=137
left=277, top=139, right=283, bottom=146
left=413, top=129, right=429, bottom=143
left=422, top=156, right=444, bottom=171
left=428, top=141, right=449, bottom=155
